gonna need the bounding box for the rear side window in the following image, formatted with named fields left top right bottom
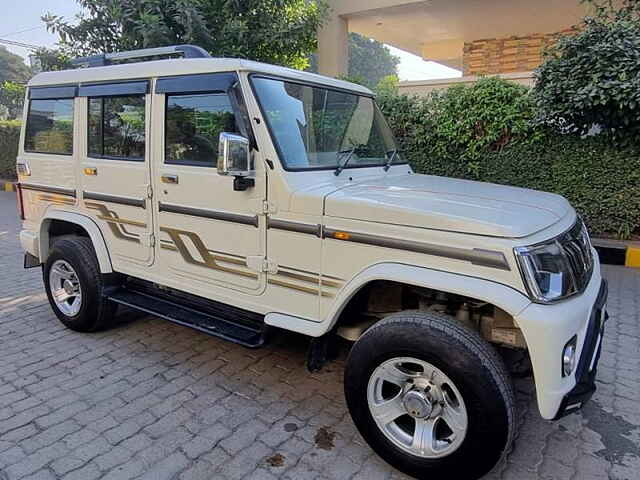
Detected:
left=88, top=95, right=145, bottom=160
left=24, top=99, right=74, bottom=155
left=165, top=93, right=238, bottom=167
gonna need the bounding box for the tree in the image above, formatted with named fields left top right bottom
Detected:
left=308, top=33, right=400, bottom=88
left=0, top=81, right=26, bottom=119
left=533, top=0, right=640, bottom=140
left=0, top=47, right=30, bottom=84
left=31, top=48, right=72, bottom=72
left=41, top=0, right=327, bottom=70
left=348, top=33, right=400, bottom=89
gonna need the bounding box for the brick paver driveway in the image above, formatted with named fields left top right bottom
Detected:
left=1, top=190, right=639, bottom=480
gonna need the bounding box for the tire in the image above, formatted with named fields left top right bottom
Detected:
left=43, top=235, right=117, bottom=332
left=344, top=310, right=516, bottom=480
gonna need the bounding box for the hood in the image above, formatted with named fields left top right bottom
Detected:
left=324, top=174, right=572, bottom=238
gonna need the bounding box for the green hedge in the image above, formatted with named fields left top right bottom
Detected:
left=378, top=78, right=640, bottom=238
left=0, top=120, right=20, bottom=180
left=420, top=133, right=640, bottom=238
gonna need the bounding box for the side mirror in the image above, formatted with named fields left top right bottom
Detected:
left=217, top=132, right=255, bottom=191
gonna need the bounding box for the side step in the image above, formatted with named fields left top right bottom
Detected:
left=107, top=287, right=266, bottom=348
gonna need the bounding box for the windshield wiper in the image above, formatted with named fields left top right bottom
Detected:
left=383, top=149, right=398, bottom=171
left=334, top=144, right=363, bottom=176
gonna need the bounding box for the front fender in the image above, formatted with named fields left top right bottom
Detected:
left=40, top=210, right=113, bottom=273
left=266, top=262, right=531, bottom=337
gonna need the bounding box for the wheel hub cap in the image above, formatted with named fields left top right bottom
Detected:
left=403, top=390, right=433, bottom=419
left=63, top=280, right=75, bottom=295
left=48, top=260, right=82, bottom=317
left=367, top=357, right=469, bottom=459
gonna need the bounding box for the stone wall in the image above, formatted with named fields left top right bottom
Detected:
left=462, top=28, right=578, bottom=75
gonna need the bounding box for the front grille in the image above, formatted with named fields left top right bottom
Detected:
left=559, top=219, right=594, bottom=292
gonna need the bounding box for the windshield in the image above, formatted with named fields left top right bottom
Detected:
left=251, top=76, right=405, bottom=171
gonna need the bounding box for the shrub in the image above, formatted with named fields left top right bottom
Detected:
left=534, top=9, right=640, bottom=140
left=380, top=77, right=542, bottom=179
left=0, top=120, right=20, bottom=180
left=476, top=133, right=640, bottom=238
left=378, top=78, right=640, bottom=238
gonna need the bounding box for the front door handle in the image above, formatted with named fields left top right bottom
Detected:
left=161, top=174, right=179, bottom=184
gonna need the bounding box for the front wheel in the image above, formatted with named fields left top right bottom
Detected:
left=344, top=311, right=516, bottom=480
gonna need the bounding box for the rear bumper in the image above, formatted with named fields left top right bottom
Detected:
left=20, top=229, right=39, bottom=258
left=553, top=280, right=608, bottom=419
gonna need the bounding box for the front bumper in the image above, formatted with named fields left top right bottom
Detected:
left=553, top=280, right=608, bottom=419
left=514, top=257, right=607, bottom=419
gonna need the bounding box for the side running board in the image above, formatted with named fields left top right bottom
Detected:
left=107, top=286, right=266, bottom=348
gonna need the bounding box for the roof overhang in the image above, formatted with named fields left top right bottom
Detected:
left=329, top=0, right=588, bottom=67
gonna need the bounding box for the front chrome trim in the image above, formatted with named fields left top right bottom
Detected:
left=323, top=228, right=510, bottom=271
left=159, top=202, right=259, bottom=227
left=83, top=191, right=146, bottom=208
left=267, top=218, right=321, bottom=237
left=20, top=183, right=76, bottom=198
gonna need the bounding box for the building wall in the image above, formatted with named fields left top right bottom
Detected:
left=398, top=71, right=535, bottom=97
left=462, top=28, right=578, bottom=75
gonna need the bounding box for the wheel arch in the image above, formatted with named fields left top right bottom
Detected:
left=326, top=263, right=531, bottom=332
left=266, top=263, right=531, bottom=337
left=40, top=210, right=113, bottom=273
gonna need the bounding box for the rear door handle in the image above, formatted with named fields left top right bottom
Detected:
left=161, top=174, right=179, bottom=184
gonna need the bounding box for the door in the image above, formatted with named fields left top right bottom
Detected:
left=79, top=81, right=154, bottom=267
left=151, top=73, right=265, bottom=295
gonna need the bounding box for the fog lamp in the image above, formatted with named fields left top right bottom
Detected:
left=562, top=335, right=577, bottom=377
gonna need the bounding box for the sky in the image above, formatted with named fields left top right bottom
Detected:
left=0, top=0, right=461, bottom=82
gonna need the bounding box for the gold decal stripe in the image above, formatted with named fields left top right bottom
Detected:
left=96, top=215, right=147, bottom=228
left=37, top=194, right=75, bottom=206
left=160, top=227, right=258, bottom=280
left=275, top=269, right=342, bottom=289
left=85, top=202, right=142, bottom=243
left=267, top=278, right=334, bottom=298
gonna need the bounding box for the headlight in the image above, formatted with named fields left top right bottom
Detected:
left=515, top=219, right=593, bottom=303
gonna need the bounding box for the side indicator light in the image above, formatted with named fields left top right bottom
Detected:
left=333, top=231, right=351, bottom=240
left=16, top=163, right=31, bottom=176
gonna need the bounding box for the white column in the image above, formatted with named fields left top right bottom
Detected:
left=317, top=15, right=349, bottom=77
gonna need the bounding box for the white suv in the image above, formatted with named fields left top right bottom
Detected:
left=15, top=45, right=607, bottom=479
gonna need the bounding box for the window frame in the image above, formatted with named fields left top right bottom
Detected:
left=248, top=73, right=407, bottom=173
left=86, top=94, right=147, bottom=162
left=24, top=97, right=75, bottom=156
left=163, top=91, right=241, bottom=168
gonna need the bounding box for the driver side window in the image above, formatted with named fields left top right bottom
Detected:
left=165, top=93, right=238, bottom=167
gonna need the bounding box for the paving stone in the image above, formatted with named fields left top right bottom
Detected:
left=21, top=469, right=57, bottom=480
left=178, top=459, right=216, bottom=480
left=182, top=435, right=216, bottom=459
left=5, top=442, right=68, bottom=479
left=138, top=451, right=190, bottom=480
left=219, top=419, right=270, bottom=454
left=61, top=462, right=102, bottom=480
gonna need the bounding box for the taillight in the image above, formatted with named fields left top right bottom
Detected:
left=16, top=183, right=25, bottom=220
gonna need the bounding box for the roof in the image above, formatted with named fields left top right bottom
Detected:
left=28, top=57, right=373, bottom=96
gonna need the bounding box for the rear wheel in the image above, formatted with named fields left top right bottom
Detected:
left=344, top=311, right=516, bottom=479
left=43, top=236, right=117, bottom=332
